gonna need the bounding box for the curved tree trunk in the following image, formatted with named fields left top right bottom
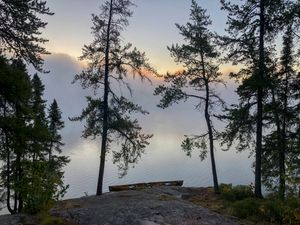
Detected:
left=200, top=44, right=219, bottom=194
left=205, top=85, right=219, bottom=194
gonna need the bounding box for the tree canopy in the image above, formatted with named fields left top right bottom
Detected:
left=0, top=0, right=53, bottom=70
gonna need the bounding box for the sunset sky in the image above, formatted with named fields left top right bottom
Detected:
left=38, top=0, right=238, bottom=146
left=43, top=0, right=229, bottom=73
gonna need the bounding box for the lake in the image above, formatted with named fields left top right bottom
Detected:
left=63, top=137, right=254, bottom=199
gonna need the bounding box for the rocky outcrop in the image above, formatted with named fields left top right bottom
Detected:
left=0, top=214, right=22, bottom=225
left=0, top=187, right=238, bottom=225
left=51, top=187, right=237, bottom=225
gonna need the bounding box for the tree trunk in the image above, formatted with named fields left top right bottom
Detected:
left=13, top=104, right=23, bottom=212
left=200, top=44, right=219, bottom=194
left=6, top=145, right=14, bottom=214
left=279, top=131, right=286, bottom=200
left=15, top=153, right=23, bottom=212
left=278, top=64, right=289, bottom=200
left=255, top=0, right=265, bottom=199
left=205, top=81, right=219, bottom=194
left=96, top=0, right=113, bottom=196
left=3, top=104, right=15, bottom=214
left=271, top=88, right=285, bottom=200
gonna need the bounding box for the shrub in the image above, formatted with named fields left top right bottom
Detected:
left=231, top=198, right=260, bottom=219
left=258, top=197, right=300, bottom=225
left=282, top=198, right=300, bottom=225
left=259, top=199, right=284, bottom=223
left=39, top=216, right=64, bottom=225
left=219, top=183, right=253, bottom=201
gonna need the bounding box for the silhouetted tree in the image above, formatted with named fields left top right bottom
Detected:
left=220, top=0, right=289, bottom=198
left=262, top=25, right=300, bottom=199
left=0, top=57, right=32, bottom=213
left=155, top=1, right=224, bottom=194
left=30, top=74, right=49, bottom=162
left=71, top=0, right=156, bottom=195
left=0, top=58, right=69, bottom=214
left=0, top=0, right=53, bottom=70
left=48, top=99, right=65, bottom=160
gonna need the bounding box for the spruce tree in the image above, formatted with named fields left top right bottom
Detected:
left=72, top=0, right=156, bottom=195
left=154, top=1, right=224, bottom=194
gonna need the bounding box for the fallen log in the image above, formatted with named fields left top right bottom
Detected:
left=109, top=180, right=184, bottom=192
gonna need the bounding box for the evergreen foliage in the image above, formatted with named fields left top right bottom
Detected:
left=154, top=0, right=224, bottom=194
left=0, top=0, right=53, bottom=71
left=262, top=25, right=300, bottom=198
left=219, top=0, right=298, bottom=198
left=0, top=57, right=69, bottom=214
left=71, top=0, right=156, bottom=195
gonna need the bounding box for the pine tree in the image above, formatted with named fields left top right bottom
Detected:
left=0, top=58, right=69, bottom=214
left=262, top=25, right=300, bottom=199
left=22, top=78, right=69, bottom=214
left=48, top=99, right=64, bottom=160
left=44, top=99, right=69, bottom=211
left=71, top=0, right=156, bottom=195
left=154, top=1, right=224, bottom=194
left=220, top=0, right=287, bottom=198
left=0, top=57, right=32, bottom=213
left=0, top=0, right=53, bottom=70
left=30, top=74, right=49, bottom=162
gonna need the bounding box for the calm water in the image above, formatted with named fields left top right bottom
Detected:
left=63, top=138, right=254, bottom=199
left=0, top=137, right=254, bottom=215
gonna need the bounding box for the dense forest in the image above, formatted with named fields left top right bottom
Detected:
left=0, top=0, right=299, bottom=223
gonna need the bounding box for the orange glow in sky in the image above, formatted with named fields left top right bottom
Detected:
left=43, top=1, right=230, bottom=75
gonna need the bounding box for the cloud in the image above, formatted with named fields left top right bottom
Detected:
left=30, top=53, right=240, bottom=154
left=29, top=53, right=89, bottom=152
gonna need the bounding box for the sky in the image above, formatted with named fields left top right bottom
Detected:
left=37, top=0, right=241, bottom=147
left=43, top=0, right=229, bottom=73
left=28, top=0, right=256, bottom=196
left=37, top=0, right=238, bottom=146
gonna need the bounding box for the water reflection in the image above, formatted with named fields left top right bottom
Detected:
left=63, top=136, right=254, bottom=199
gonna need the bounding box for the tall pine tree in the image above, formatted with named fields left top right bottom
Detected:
left=72, top=0, right=156, bottom=195
left=155, top=0, right=224, bottom=194
left=30, top=74, right=49, bottom=162
left=220, top=0, right=287, bottom=198
left=262, top=25, right=300, bottom=199
left=48, top=99, right=65, bottom=160
left=0, top=57, right=32, bottom=213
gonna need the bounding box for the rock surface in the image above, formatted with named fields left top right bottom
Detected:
left=0, top=214, right=22, bottom=225
left=0, top=187, right=238, bottom=225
